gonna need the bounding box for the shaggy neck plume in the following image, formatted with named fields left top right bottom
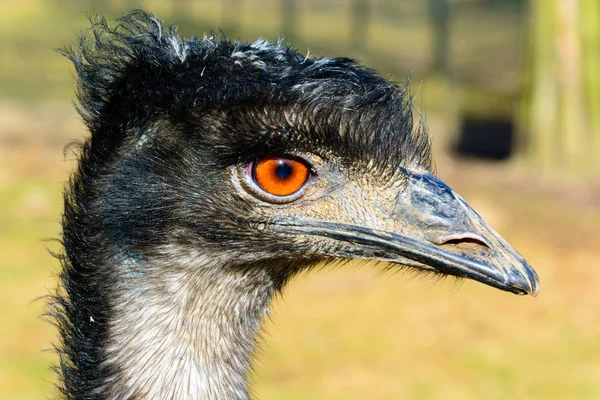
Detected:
left=99, top=252, right=275, bottom=400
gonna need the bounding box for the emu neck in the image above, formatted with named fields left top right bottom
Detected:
left=102, top=253, right=274, bottom=400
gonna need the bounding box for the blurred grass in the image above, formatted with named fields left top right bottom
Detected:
left=1, top=1, right=600, bottom=399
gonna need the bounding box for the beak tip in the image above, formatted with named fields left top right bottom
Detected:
left=508, top=264, right=540, bottom=297
left=526, top=266, right=540, bottom=297
left=522, top=282, right=540, bottom=297
left=528, top=276, right=541, bottom=297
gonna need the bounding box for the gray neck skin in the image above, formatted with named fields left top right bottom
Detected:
left=99, top=252, right=275, bottom=400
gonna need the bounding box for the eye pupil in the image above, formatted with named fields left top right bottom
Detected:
left=276, top=161, right=292, bottom=179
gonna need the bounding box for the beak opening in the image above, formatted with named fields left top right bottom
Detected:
left=278, top=222, right=539, bottom=296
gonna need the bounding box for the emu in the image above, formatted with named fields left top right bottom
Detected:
left=52, top=10, right=539, bottom=400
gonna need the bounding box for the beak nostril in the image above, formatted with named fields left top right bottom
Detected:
left=429, top=233, right=491, bottom=249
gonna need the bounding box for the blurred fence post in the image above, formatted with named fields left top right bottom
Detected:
left=350, top=0, right=370, bottom=55
left=427, top=0, right=456, bottom=155
left=222, top=0, right=242, bottom=36
left=556, top=0, right=586, bottom=169
left=520, top=0, right=556, bottom=169
left=581, top=0, right=600, bottom=169
left=520, top=0, right=599, bottom=174
left=124, top=0, right=136, bottom=10
left=282, top=0, right=297, bottom=43
left=428, top=0, right=450, bottom=75
left=172, top=0, right=191, bottom=16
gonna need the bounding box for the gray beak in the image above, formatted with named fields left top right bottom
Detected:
left=278, top=170, right=540, bottom=296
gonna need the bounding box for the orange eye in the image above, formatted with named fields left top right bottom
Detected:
left=252, top=156, right=310, bottom=197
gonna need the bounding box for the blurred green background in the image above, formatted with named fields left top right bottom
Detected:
left=1, top=0, right=599, bottom=399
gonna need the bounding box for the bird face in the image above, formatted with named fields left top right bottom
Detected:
left=77, top=21, right=538, bottom=296
left=242, top=155, right=538, bottom=295
left=219, top=145, right=539, bottom=296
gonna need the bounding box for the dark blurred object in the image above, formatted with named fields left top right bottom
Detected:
left=455, top=116, right=514, bottom=160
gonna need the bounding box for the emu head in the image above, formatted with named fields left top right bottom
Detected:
left=67, top=11, right=539, bottom=296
